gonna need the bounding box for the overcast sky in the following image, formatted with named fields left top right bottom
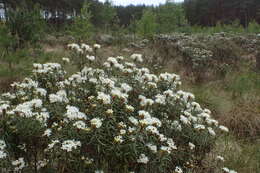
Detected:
left=99, top=0, right=183, bottom=6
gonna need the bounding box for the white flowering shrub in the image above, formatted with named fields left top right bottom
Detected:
left=0, top=44, right=231, bottom=173
left=154, top=33, right=255, bottom=81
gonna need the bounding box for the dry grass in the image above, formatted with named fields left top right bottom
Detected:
left=220, top=98, right=260, bottom=140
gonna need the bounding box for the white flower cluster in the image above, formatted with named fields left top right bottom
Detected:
left=33, top=63, right=62, bottom=74
left=65, top=105, right=87, bottom=121
left=0, top=43, right=232, bottom=172
left=137, top=154, right=149, bottom=164
left=12, top=157, right=26, bottom=172
left=68, top=43, right=100, bottom=54
left=222, top=167, right=237, bottom=173
left=0, top=140, right=7, bottom=159
left=61, top=140, right=81, bottom=152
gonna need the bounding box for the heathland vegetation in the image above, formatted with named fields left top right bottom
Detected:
left=0, top=0, right=259, bottom=173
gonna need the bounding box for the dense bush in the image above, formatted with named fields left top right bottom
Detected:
left=0, top=44, right=231, bottom=173
left=154, top=33, right=258, bottom=82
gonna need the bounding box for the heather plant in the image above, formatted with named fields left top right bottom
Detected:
left=0, top=44, right=233, bottom=173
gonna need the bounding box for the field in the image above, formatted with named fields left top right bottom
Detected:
left=0, top=32, right=259, bottom=173
left=0, top=0, right=260, bottom=172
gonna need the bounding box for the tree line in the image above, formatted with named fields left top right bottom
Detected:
left=183, top=0, right=260, bottom=27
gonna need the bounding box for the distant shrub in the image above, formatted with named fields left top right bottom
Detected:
left=0, top=44, right=231, bottom=173
left=154, top=34, right=245, bottom=82
left=247, top=21, right=260, bottom=33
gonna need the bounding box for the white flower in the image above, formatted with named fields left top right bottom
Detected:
left=189, top=142, right=195, bottom=150
left=107, top=57, right=118, bottom=65
left=94, top=44, right=101, bottom=49
left=0, top=150, right=7, bottom=159
left=194, top=124, right=205, bottom=130
left=90, top=118, right=102, bottom=128
left=95, top=170, right=104, bottom=173
left=180, top=115, right=190, bottom=125
left=0, top=140, right=7, bottom=159
left=65, top=105, right=87, bottom=120
left=208, top=127, right=216, bottom=136
left=128, top=116, right=139, bottom=126
left=12, top=157, right=26, bottom=171
left=138, top=110, right=151, bottom=119
left=105, top=109, right=113, bottom=115
left=47, top=140, right=59, bottom=150
left=146, top=143, right=157, bottom=153
left=100, top=77, right=115, bottom=88
left=61, top=140, right=81, bottom=152
left=130, top=54, right=143, bottom=63
left=216, top=155, right=225, bottom=162
left=97, top=92, right=111, bottom=105
left=222, top=167, right=237, bottom=173
left=118, top=122, right=127, bottom=128
left=121, top=83, right=132, bottom=93
left=137, top=154, right=149, bottom=164
left=120, top=129, right=126, bottom=135
left=139, top=96, right=154, bottom=107
left=62, top=57, right=70, bottom=63
left=158, top=134, right=167, bottom=142
left=35, top=88, right=47, bottom=97
left=114, top=135, right=124, bottom=143
left=43, top=129, right=52, bottom=137
left=167, top=138, right=177, bottom=150
left=128, top=127, right=136, bottom=133
left=0, top=140, right=6, bottom=150
left=155, top=94, right=166, bottom=105
left=103, top=62, right=111, bottom=68
left=175, top=166, right=183, bottom=173
left=222, top=167, right=230, bottom=172
left=111, top=88, right=128, bottom=102
left=125, top=105, right=134, bottom=112
left=219, top=125, right=229, bottom=132
left=81, top=43, right=93, bottom=52
left=49, top=94, right=63, bottom=103
left=160, top=146, right=171, bottom=154
left=37, top=159, right=48, bottom=170
left=73, top=121, right=87, bottom=130
left=0, top=104, right=9, bottom=114
left=68, top=43, right=80, bottom=50
left=145, top=126, right=159, bottom=135
left=86, top=55, right=95, bottom=61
